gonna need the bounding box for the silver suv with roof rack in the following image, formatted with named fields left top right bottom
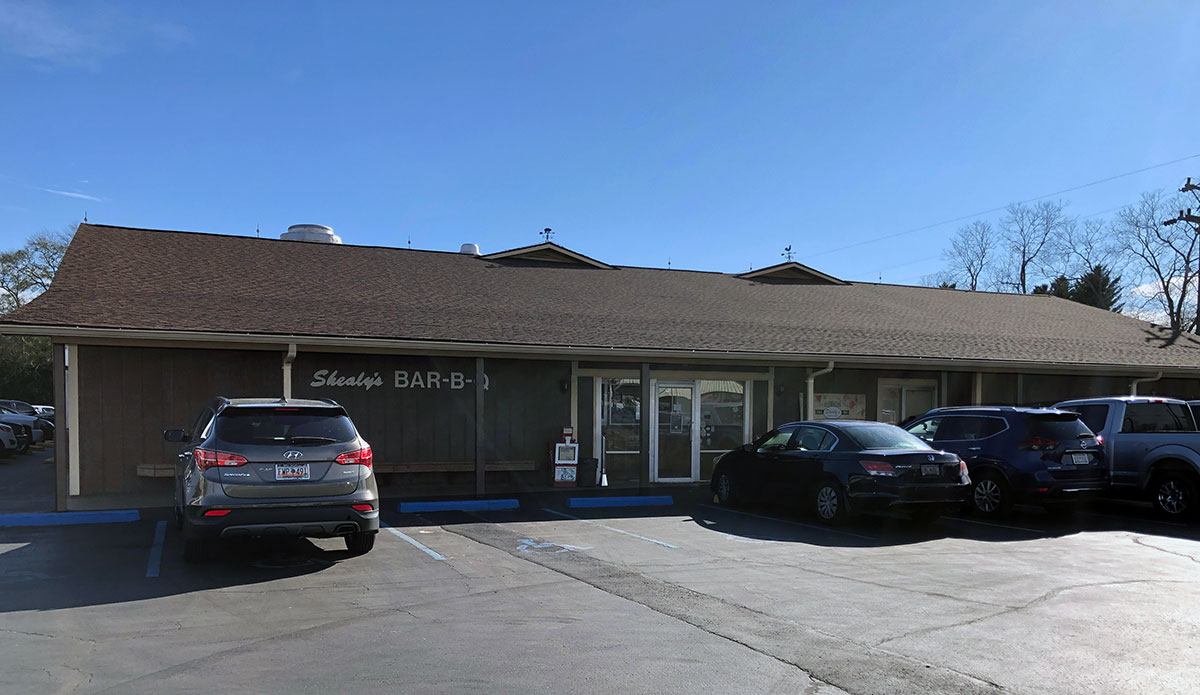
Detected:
left=166, top=396, right=380, bottom=562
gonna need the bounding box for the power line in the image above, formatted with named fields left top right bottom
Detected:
left=806, top=153, right=1200, bottom=260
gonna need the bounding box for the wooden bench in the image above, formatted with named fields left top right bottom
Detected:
left=136, top=463, right=175, bottom=478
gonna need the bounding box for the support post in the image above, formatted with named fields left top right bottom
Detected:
left=475, top=357, right=485, bottom=496
left=640, top=363, right=651, bottom=489
left=53, top=343, right=67, bottom=511
left=973, top=372, right=983, bottom=405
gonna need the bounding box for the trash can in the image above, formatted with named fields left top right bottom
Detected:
left=577, top=457, right=598, bottom=487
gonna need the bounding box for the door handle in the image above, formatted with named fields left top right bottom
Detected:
left=177, top=452, right=190, bottom=461
left=967, top=446, right=982, bottom=451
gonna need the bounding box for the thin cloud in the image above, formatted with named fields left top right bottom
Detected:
left=0, top=1, right=194, bottom=69
left=36, top=187, right=104, bottom=202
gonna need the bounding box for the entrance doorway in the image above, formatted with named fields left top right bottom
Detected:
left=878, top=379, right=938, bottom=426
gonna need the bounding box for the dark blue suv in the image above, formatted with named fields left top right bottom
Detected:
left=903, top=407, right=1106, bottom=515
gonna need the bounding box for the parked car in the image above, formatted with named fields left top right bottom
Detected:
left=166, top=397, right=380, bottom=562
left=0, top=423, right=18, bottom=455
left=32, top=405, right=54, bottom=422
left=1055, top=396, right=1200, bottom=519
left=710, top=420, right=970, bottom=524
left=0, top=405, right=53, bottom=443
left=0, top=407, right=44, bottom=453
left=0, top=399, right=38, bottom=417
left=904, top=407, right=1105, bottom=516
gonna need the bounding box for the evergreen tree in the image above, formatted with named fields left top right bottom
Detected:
left=1072, top=264, right=1123, bottom=312
left=1032, top=275, right=1072, bottom=299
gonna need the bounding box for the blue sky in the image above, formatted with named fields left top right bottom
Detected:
left=1, top=1, right=1198, bottom=285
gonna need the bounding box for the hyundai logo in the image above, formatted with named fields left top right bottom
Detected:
left=283, top=450, right=303, bottom=461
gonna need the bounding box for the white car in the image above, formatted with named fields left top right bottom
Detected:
left=0, top=423, right=18, bottom=453
left=33, top=405, right=55, bottom=420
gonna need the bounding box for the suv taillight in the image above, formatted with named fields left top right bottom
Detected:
left=336, top=446, right=373, bottom=468
left=193, top=448, right=249, bottom=470
left=1019, top=436, right=1058, bottom=451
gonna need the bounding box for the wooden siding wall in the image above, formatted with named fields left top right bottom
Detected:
left=76, top=346, right=281, bottom=496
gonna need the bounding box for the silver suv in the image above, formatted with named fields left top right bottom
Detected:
left=166, top=397, right=380, bottom=562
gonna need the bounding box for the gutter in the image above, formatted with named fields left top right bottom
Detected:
left=1, top=324, right=1198, bottom=377
left=1130, top=371, right=1163, bottom=396
left=807, top=361, right=835, bottom=420
left=282, top=343, right=297, bottom=399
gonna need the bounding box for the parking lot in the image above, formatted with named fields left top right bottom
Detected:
left=2, top=466, right=1199, bottom=694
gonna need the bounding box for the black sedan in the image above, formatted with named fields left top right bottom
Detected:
left=710, top=420, right=971, bottom=523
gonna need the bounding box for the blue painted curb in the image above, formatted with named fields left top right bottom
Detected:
left=567, top=495, right=674, bottom=509
left=399, top=499, right=520, bottom=513
left=0, top=510, right=141, bottom=527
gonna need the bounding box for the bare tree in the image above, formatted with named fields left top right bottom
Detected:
left=1113, top=191, right=1198, bottom=332
left=1061, top=217, right=1123, bottom=277
left=0, top=225, right=75, bottom=313
left=942, top=220, right=996, bottom=290
left=996, top=200, right=1073, bottom=294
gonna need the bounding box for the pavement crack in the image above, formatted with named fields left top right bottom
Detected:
left=1131, top=535, right=1200, bottom=564
left=874, top=578, right=1192, bottom=648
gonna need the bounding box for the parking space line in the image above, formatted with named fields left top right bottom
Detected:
left=943, top=516, right=1044, bottom=535
left=697, top=504, right=877, bottom=541
left=383, top=524, right=445, bottom=561
left=542, top=508, right=680, bottom=549
left=1079, top=511, right=1188, bottom=528
left=145, top=521, right=166, bottom=578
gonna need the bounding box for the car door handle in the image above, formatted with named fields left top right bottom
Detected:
left=967, top=446, right=982, bottom=451
left=177, top=452, right=190, bottom=461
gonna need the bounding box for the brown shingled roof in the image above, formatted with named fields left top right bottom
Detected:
left=4, top=223, right=1200, bottom=370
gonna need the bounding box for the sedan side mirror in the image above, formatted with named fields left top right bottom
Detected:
left=742, top=443, right=753, bottom=452
left=163, top=428, right=189, bottom=443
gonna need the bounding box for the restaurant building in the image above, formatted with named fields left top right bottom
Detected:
left=4, top=223, right=1199, bottom=510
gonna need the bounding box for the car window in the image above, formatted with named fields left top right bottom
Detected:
left=1121, top=403, right=1195, bottom=433
left=935, top=416, right=1006, bottom=441
left=906, top=418, right=940, bottom=443
left=191, top=408, right=215, bottom=441
left=1060, top=404, right=1109, bottom=434
left=790, top=426, right=835, bottom=451
left=214, top=407, right=358, bottom=445
left=756, top=426, right=797, bottom=452
left=1026, top=414, right=1092, bottom=440
left=849, top=424, right=933, bottom=450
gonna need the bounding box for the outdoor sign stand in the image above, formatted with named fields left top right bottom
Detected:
left=553, top=427, right=579, bottom=487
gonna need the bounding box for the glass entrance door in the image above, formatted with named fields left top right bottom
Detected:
left=879, top=380, right=937, bottom=425
left=653, top=382, right=697, bottom=482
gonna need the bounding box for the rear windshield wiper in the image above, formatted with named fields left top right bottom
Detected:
left=287, top=436, right=338, bottom=445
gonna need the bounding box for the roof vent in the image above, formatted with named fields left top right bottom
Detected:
left=459, top=243, right=481, bottom=256
left=281, top=224, right=341, bottom=244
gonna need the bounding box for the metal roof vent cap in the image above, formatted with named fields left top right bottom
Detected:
left=281, top=224, right=342, bottom=244
left=460, top=243, right=481, bottom=255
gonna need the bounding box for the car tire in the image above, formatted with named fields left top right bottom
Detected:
left=15, top=441, right=28, bottom=455
left=714, top=471, right=739, bottom=507
left=1151, top=471, right=1198, bottom=520
left=971, top=471, right=1012, bottom=516
left=814, top=478, right=849, bottom=525
left=345, top=531, right=376, bottom=555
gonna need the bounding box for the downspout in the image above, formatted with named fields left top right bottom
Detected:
left=807, top=361, right=835, bottom=420
left=1130, top=371, right=1162, bottom=396
left=282, top=343, right=297, bottom=400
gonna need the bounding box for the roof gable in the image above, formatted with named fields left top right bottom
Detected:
left=481, top=242, right=612, bottom=269
left=737, top=262, right=846, bottom=285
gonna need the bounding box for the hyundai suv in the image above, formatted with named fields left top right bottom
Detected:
left=904, top=406, right=1105, bottom=515
left=166, top=397, right=380, bottom=562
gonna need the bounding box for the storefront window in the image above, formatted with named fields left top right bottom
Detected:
left=601, top=378, right=641, bottom=485
left=700, top=380, right=747, bottom=480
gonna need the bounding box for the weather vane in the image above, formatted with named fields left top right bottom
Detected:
left=541, top=227, right=553, bottom=242
left=782, top=245, right=795, bottom=262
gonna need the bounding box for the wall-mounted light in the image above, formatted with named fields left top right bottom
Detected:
left=560, top=378, right=571, bottom=393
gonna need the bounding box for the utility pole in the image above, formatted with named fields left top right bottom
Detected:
left=1162, top=176, right=1200, bottom=332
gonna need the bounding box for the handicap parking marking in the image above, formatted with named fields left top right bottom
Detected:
left=144, top=520, right=167, bottom=578
left=382, top=523, right=445, bottom=561
left=515, top=538, right=592, bottom=554
left=542, top=508, right=679, bottom=549
left=697, top=504, right=877, bottom=541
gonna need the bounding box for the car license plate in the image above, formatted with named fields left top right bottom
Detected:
left=921, top=464, right=939, bottom=476
left=1071, top=453, right=1091, bottom=466
left=275, top=464, right=310, bottom=481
